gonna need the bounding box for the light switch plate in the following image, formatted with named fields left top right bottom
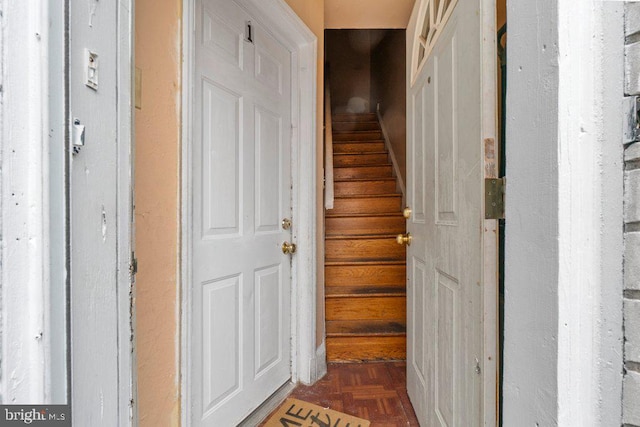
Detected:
left=85, top=49, right=98, bottom=90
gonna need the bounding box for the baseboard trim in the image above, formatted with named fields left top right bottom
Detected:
left=315, top=342, right=328, bottom=380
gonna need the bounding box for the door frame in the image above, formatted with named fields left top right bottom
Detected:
left=0, top=0, right=135, bottom=421
left=180, top=0, right=319, bottom=423
left=115, top=0, right=136, bottom=424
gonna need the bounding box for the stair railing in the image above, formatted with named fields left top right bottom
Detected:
left=324, top=77, right=334, bottom=209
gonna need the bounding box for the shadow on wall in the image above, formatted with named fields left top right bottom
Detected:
left=325, top=29, right=407, bottom=181
left=326, top=30, right=383, bottom=113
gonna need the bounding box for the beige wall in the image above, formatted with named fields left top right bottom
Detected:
left=325, top=0, right=415, bottom=29
left=372, top=30, right=407, bottom=183
left=282, top=0, right=327, bottom=348
left=134, top=0, right=182, bottom=426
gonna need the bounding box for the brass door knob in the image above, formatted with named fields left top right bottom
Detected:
left=396, top=233, right=412, bottom=246
left=403, top=207, right=412, bottom=219
left=282, top=241, right=297, bottom=254
left=282, top=218, right=292, bottom=230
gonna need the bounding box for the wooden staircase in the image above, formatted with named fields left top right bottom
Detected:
left=325, top=112, right=407, bottom=362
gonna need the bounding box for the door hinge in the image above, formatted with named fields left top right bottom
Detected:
left=485, top=177, right=505, bottom=219
left=130, top=252, right=138, bottom=276
left=624, top=96, right=640, bottom=145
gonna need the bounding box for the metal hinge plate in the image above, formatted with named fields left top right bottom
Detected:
left=485, top=177, right=505, bottom=219
left=624, top=96, right=640, bottom=145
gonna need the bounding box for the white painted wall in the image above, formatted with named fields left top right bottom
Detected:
left=0, top=1, right=134, bottom=420
left=623, top=3, right=640, bottom=426
left=504, top=1, right=624, bottom=425
left=0, top=0, right=60, bottom=404
left=503, top=1, right=560, bottom=421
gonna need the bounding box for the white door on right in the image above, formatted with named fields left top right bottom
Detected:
left=406, top=0, right=495, bottom=425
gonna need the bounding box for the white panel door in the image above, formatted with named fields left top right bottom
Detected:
left=406, top=0, right=492, bottom=425
left=190, top=0, right=293, bottom=425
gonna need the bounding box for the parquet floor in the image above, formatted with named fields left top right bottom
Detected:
left=261, top=362, right=419, bottom=427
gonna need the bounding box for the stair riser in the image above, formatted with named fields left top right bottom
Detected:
left=334, top=166, right=393, bottom=179
left=327, top=336, right=406, bottom=362
left=334, top=180, right=397, bottom=196
left=333, top=113, right=377, bottom=122
left=334, top=153, right=389, bottom=166
left=326, top=216, right=405, bottom=236
left=333, top=131, right=383, bottom=141
left=326, top=296, right=406, bottom=320
left=333, top=142, right=386, bottom=153
left=325, top=265, right=406, bottom=286
left=326, top=238, right=405, bottom=261
left=332, top=122, right=380, bottom=131
left=332, top=197, right=402, bottom=214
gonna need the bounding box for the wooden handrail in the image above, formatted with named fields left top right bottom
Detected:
left=324, top=78, right=334, bottom=209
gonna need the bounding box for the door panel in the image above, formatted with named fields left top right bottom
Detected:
left=407, top=0, right=488, bottom=425
left=202, top=276, right=242, bottom=410
left=201, top=80, right=242, bottom=237
left=191, top=0, right=293, bottom=425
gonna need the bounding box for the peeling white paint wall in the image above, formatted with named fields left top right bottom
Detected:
left=503, top=1, right=560, bottom=423
left=504, top=1, right=624, bottom=425
left=623, top=3, right=640, bottom=426
left=0, top=0, right=52, bottom=403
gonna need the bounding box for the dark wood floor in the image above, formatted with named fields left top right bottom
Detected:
left=262, top=362, right=419, bottom=427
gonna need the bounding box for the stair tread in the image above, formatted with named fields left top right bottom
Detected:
left=333, top=114, right=377, bottom=118
left=334, top=177, right=396, bottom=182
left=324, top=257, right=404, bottom=265
left=326, top=285, right=406, bottom=297
left=333, top=139, right=386, bottom=143
left=326, top=320, right=406, bottom=337
left=325, top=260, right=406, bottom=266
left=333, top=120, right=379, bottom=124
left=325, top=234, right=399, bottom=240
left=335, top=163, right=393, bottom=168
left=333, top=145, right=382, bottom=148
left=334, top=193, right=400, bottom=199
left=333, top=113, right=377, bottom=117
left=326, top=212, right=404, bottom=218
left=333, top=193, right=402, bottom=200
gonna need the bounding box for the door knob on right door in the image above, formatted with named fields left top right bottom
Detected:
left=403, top=206, right=412, bottom=219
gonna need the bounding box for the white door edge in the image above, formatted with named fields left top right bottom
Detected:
left=479, top=0, right=498, bottom=425
left=180, top=0, right=319, bottom=424
left=116, top=0, right=136, bottom=424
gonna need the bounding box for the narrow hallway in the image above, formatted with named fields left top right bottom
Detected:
left=261, top=362, right=419, bottom=427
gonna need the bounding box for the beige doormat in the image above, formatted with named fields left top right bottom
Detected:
left=263, top=398, right=370, bottom=427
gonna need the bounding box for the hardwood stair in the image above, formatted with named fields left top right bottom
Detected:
left=325, top=113, right=406, bottom=362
